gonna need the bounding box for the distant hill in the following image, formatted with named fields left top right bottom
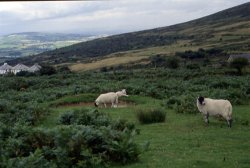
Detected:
left=0, top=32, right=107, bottom=60
left=7, top=2, right=250, bottom=67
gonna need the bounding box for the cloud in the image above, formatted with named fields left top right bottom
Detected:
left=0, top=0, right=249, bottom=35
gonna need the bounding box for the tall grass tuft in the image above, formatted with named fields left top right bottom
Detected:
left=136, top=108, right=166, bottom=124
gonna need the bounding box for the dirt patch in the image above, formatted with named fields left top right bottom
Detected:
left=59, top=101, right=136, bottom=108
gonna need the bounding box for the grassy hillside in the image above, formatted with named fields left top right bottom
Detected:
left=0, top=32, right=106, bottom=60
left=7, top=2, right=250, bottom=68
left=0, top=66, right=249, bottom=167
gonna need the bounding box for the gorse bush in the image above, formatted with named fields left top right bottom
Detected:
left=58, top=109, right=111, bottom=127
left=112, top=118, right=137, bottom=132
left=6, top=149, right=57, bottom=168
left=0, top=67, right=249, bottom=106
left=58, top=110, right=76, bottom=125
left=1, top=109, right=143, bottom=167
left=136, top=108, right=166, bottom=124
left=166, top=57, right=180, bottom=69
left=174, top=95, right=199, bottom=114
left=0, top=101, right=49, bottom=126
left=230, top=57, right=249, bottom=75
left=186, top=63, right=200, bottom=70
left=163, top=96, right=181, bottom=109
left=104, top=129, right=140, bottom=164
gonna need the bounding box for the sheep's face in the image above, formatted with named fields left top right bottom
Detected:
left=94, top=102, right=99, bottom=107
left=198, top=96, right=205, bottom=105
left=121, top=89, right=127, bottom=94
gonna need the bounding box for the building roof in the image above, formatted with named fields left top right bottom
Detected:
left=29, top=63, right=41, bottom=72
left=229, top=54, right=250, bottom=60
left=228, top=54, right=250, bottom=62
left=13, top=64, right=29, bottom=71
left=0, top=63, right=13, bottom=70
left=0, top=63, right=41, bottom=73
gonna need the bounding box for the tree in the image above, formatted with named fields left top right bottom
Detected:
left=39, top=65, right=56, bottom=75
left=57, top=66, right=71, bottom=74
left=230, top=57, right=249, bottom=75
left=150, top=55, right=166, bottom=68
left=166, top=57, right=180, bottom=69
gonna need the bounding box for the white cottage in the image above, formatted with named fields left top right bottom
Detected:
left=0, top=63, right=13, bottom=75
left=0, top=63, right=41, bottom=75
left=12, top=64, right=30, bottom=74
left=228, top=54, right=250, bottom=62
left=29, top=63, right=41, bottom=73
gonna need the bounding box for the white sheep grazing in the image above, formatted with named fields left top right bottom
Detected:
left=95, top=89, right=128, bottom=108
left=196, top=96, right=233, bottom=128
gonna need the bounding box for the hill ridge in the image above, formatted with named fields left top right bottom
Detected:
left=6, top=2, right=250, bottom=66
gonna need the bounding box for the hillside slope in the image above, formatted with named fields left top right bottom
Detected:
left=7, top=2, right=250, bottom=66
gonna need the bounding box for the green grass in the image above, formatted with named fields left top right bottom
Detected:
left=39, top=95, right=250, bottom=168
left=48, top=93, right=98, bottom=107
left=111, top=104, right=250, bottom=168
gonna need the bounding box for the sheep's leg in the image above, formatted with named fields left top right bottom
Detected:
left=203, top=113, right=209, bottom=125
left=115, top=97, right=118, bottom=108
left=227, top=119, right=232, bottom=128
left=224, top=113, right=232, bottom=128
left=104, top=103, right=107, bottom=108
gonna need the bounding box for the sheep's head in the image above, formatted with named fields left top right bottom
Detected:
left=121, top=89, right=127, bottom=94
left=198, top=96, right=205, bottom=105
left=94, top=102, right=99, bottom=107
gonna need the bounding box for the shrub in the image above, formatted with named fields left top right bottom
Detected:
left=76, top=109, right=111, bottom=126
left=112, top=119, right=136, bottom=132
left=58, top=109, right=111, bottom=127
left=104, top=129, right=140, bottom=164
left=230, top=57, right=249, bottom=75
left=228, top=88, right=248, bottom=105
left=175, top=95, right=199, bottom=114
left=1, top=113, right=142, bottom=167
left=0, top=99, right=9, bottom=112
left=39, top=65, right=56, bottom=76
left=57, top=66, right=71, bottom=74
left=150, top=55, right=167, bottom=68
left=136, top=108, right=166, bottom=124
left=100, top=67, right=108, bottom=72
left=166, top=57, right=180, bottom=69
left=163, top=96, right=181, bottom=109
left=146, top=87, right=164, bottom=99
left=186, top=63, right=200, bottom=70
left=6, top=149, right=56, bottom=168
left=58, top=111, right=76, bottom=125
left=16, top=71, right=35, bottom=77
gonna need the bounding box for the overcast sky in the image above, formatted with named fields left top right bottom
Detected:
left=0, top=0, right=249, bottom=36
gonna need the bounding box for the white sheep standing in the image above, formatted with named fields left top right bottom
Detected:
left=95, top=89, right=128, bottom=108
left=196, top=96, right=233, bottom=127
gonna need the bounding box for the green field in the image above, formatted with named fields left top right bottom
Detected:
left=38, top=94, right=250, bottom=168
left=0, top=62, right=250, bottom=167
